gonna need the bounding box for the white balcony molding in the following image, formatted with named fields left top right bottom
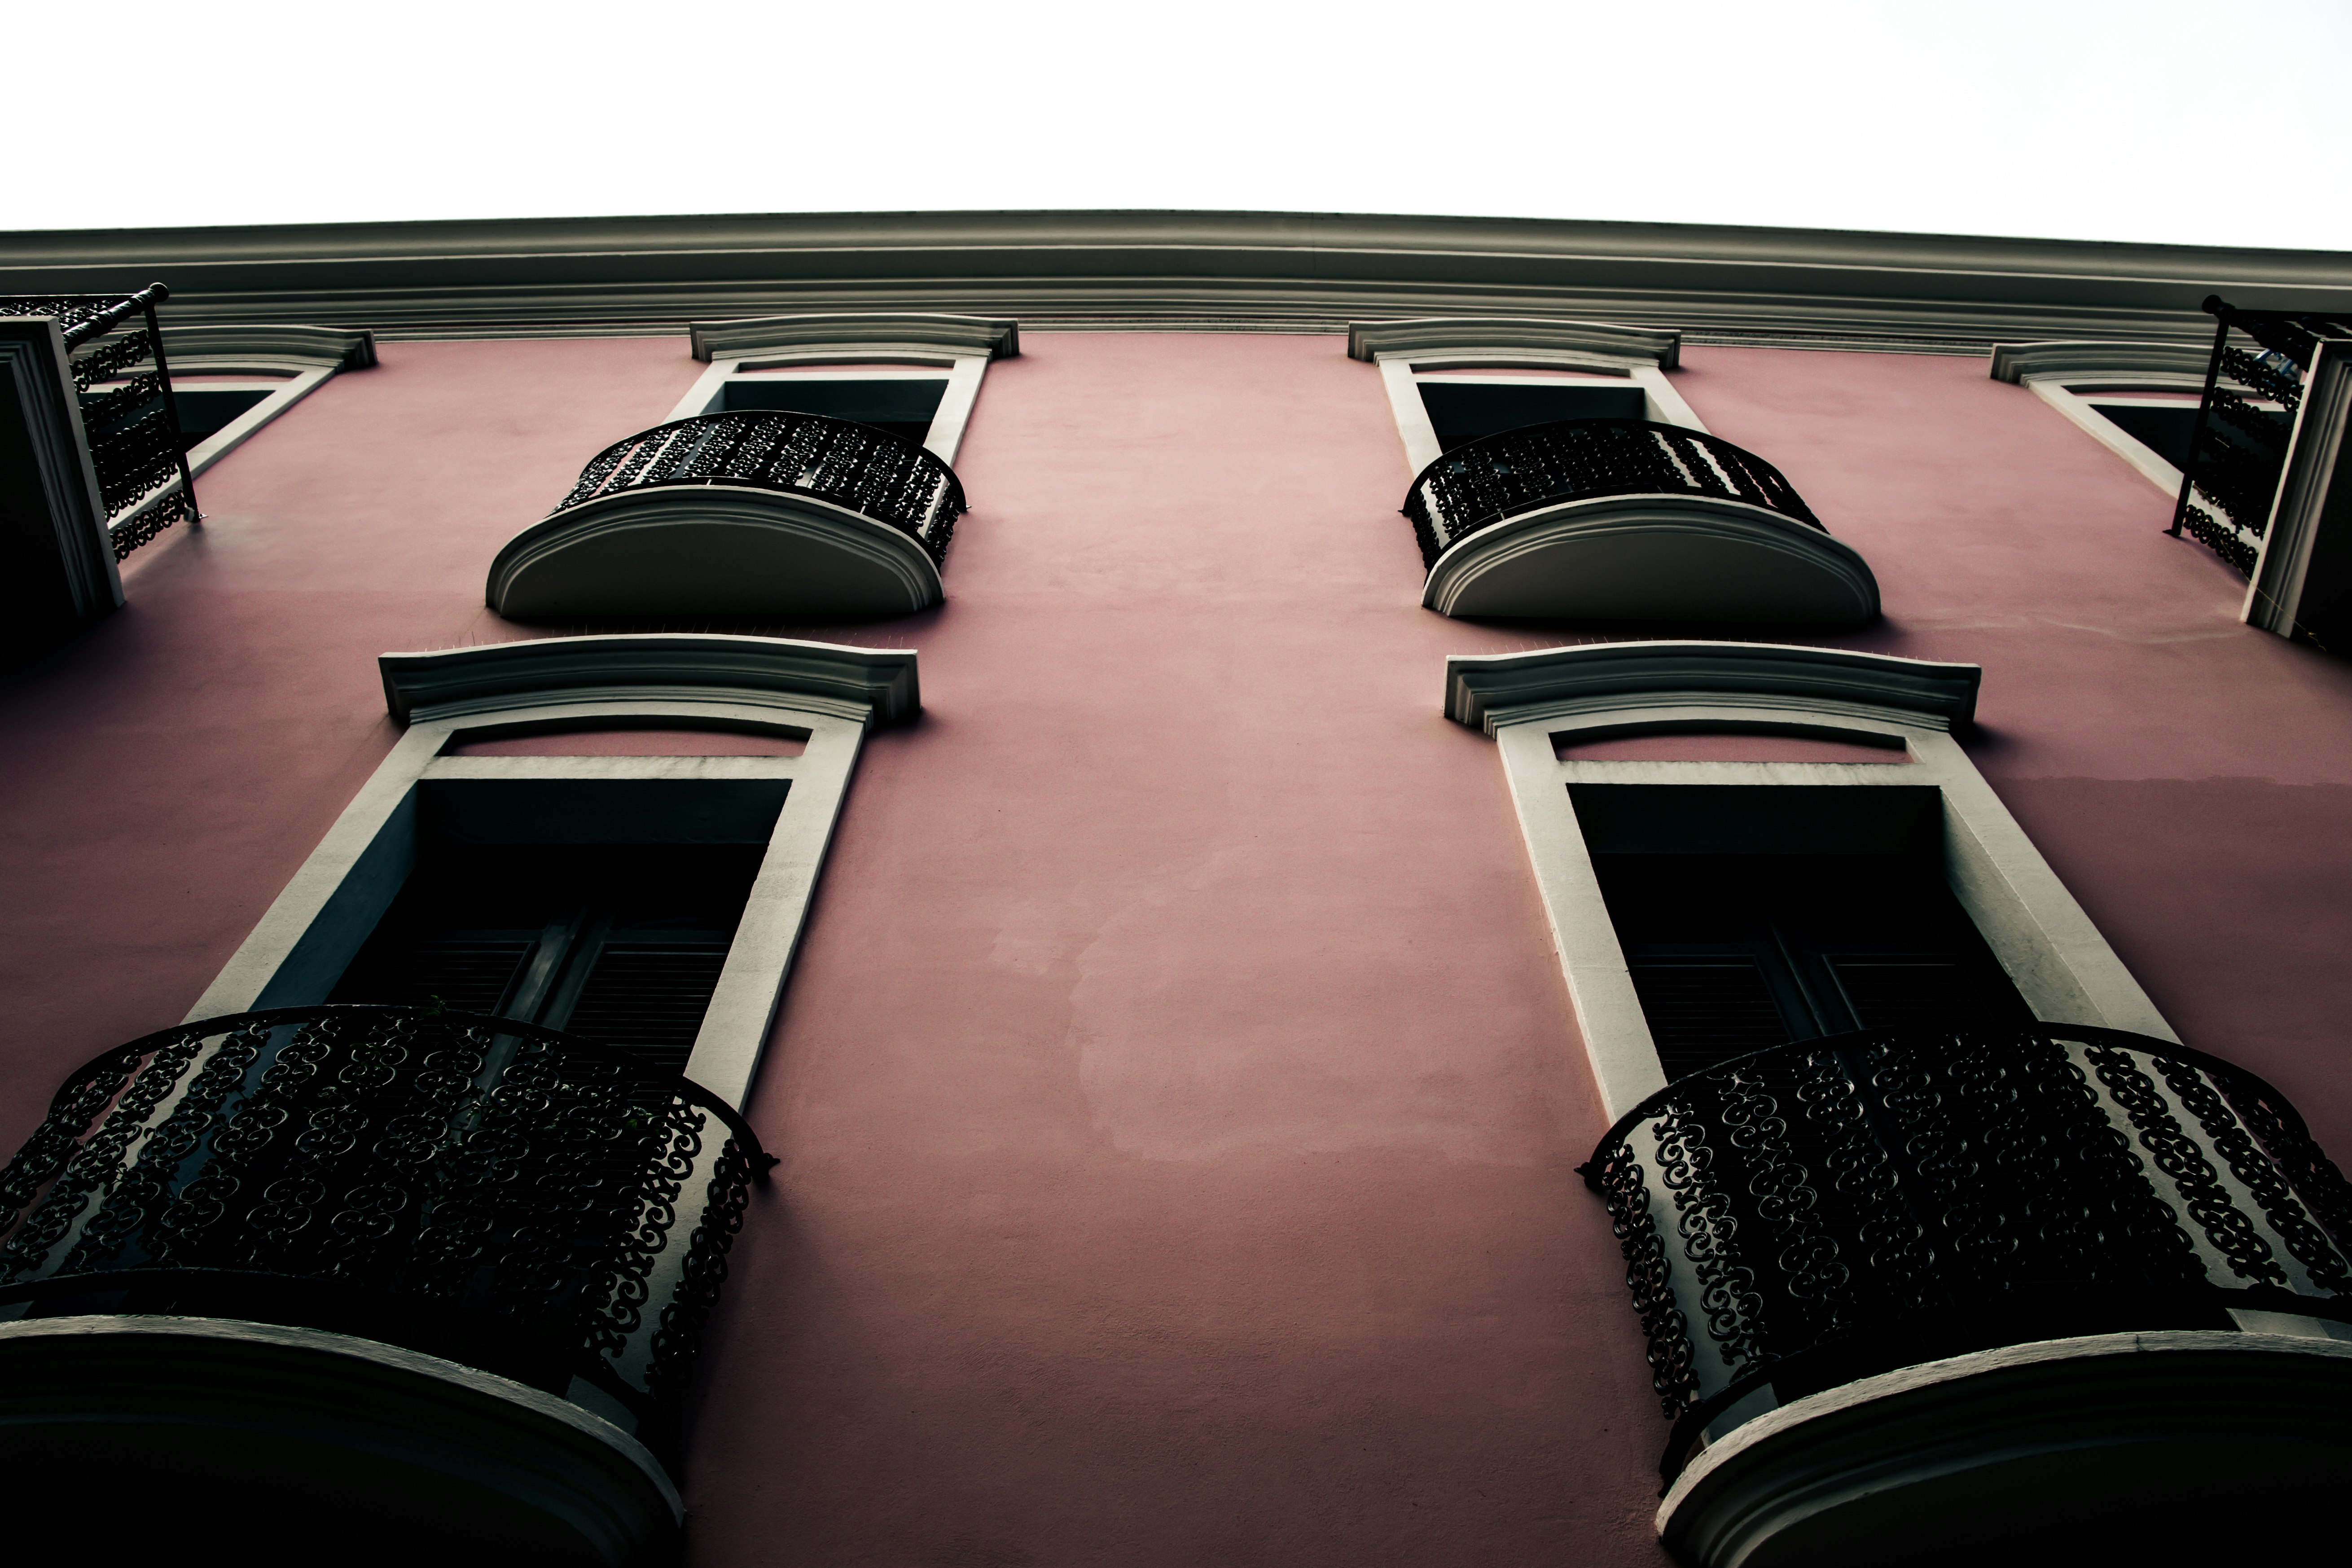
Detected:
left=2245, top=337, right=2352, bottom=645
left=0, top=1314, right=677, bottom=1566
left=1445, top=639, right=2170, bottom=1118
left=1421, top=495, right=1879, bottom=624
left=196, top=634, right=915, bottom=1109
left=1350, top=316, right=1679, bottom=369
left=1659, top=1328, right=2352, bottom=1568
left=486, top=485, right=945, bottom=619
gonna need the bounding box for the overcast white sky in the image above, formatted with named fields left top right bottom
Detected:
left=19, top=0, right=2350, bottom=249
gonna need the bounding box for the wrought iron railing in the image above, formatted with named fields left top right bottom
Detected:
left=1402, top=418, right=1823, bottom=569
left=0, top=1004, right=769, bottom=1462
left=553, top=410, right=965, bottom=565
left=1583, top=1024, right=2352, bottom=1481
left=2169, top=295, right=2352, bottom=577
left=0, top=283, right=198, bottom=558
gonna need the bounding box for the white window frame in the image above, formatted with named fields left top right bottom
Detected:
left=1351, top=317, right=1702, bottom=474
left=107, top=324, right=376, bottom=546
left=672, top=313, right=1018, bottom=464
left=1447, top=640, right=2176, bottom=1119
left=185, top=633, right=917, bottom=1110
left=1988, top=339, right=2253, bottom=498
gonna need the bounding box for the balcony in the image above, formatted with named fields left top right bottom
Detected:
left=0, top=285, right=198, bottom=621
left=0, top=1003, right=769, bottom=1564
left=2168, top=296, right=2352, bottom=650
left=1404, top=418, right=1877, bottom=624
left=489, top=410, right=966, bottom=618
left=1585, top=1023, right=2352, bottom=1566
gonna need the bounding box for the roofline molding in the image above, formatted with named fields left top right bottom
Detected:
left=7, top=210, right=2349, bottom=351
left=1443, top=639, right=1981, bottom=734
left=380, top=634, right=921, bottom=727
left=1349, top=316, right=1680, bottom=369
left=689, top=312, right=1018, bottom=363
left=1988, top=340, right=2216, bottom=384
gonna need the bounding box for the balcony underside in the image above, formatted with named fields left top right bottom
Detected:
left=1421, top=494, right=1878, bottom=624
left=1661, top=1327, right=2352, bottom=1568
left=0, top=1314, right=678, bottom=1565
left=489, top=484, right=944, bottom=618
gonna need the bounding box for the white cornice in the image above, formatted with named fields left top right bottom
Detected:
left=1988, top=340, right=2214, bottom=384
left=380, top=634, right=921, bottom=726
left=158, top=322, right=375, bottom=371
left=689, top=312, right=1018, bottom=363
left=1444, top=639, right=1981, bottom=734
left=1349, top=316, right=1680, bottom=369
left=8, top=211, right=2348, bottom=350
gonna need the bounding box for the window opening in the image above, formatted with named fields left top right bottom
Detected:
left=1419, top=379, right=1649, bottom=452
left=712, top=376, right=947, bottom=446
left=1593, top=853, right=2033, bottom=1080
left=329, top=843, right=763, bottom=1073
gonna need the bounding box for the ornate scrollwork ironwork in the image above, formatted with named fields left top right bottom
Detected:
left=1588, top=1025, right=2352, bottom=1461
left=2170, top=299, right=2352, bottom=578
left=0, top=1005, right=770, bottom=1460
left=2, top=285, right=197, bottom=558
left=1400, top=418, right=1824, bottom=568
left=552, top=409, right=966, bottom=564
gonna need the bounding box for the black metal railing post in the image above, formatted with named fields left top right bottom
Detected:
left=2169, top=295, right=2234, bottom=539
left=137, top=285, right=200, bottom=530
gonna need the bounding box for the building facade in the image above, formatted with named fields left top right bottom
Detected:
left=3, top=213, right=2352, bottom=1564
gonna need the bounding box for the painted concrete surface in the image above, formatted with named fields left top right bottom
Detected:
left=0, top=329, right=2348, bottom=1566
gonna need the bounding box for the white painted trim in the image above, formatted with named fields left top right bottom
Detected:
left=191, top=635, right=916, bottom=1109
left=688, top=312, right=1018, bottom=363
left=1420, top=493, right=1878, bottom=624
left=487, top=485, right=946, bottom=618
left=1375, top=349, right=1709, bottom=479
left=1659, top=1328, right=2352, bottom=1568
left=1350, top=316, right=1680, bottom=369
left=1447, top=641, right=2169, bottom=1117
left=663, top=353, right=988, bottom=463
left=1988, top=339, right=2212, bottom=385
left=2027, top=378, right=2187, bottom=495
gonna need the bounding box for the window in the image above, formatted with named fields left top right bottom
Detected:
left=103, top=324, right=376, bottom=542
left=187, top=633, right=917, bottom=1108
left=1447, top=639, right=2174, bottom=1116
left=1352, top=316, right=1704, bottom=475
left=674, top=312, right=1019, bottom=462
left=1988, top=339, right=2273, bottom=498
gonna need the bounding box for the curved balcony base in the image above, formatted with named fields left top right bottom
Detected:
left=0, top=1314, right=679, bottom=1565
left=490, top=484, right=943, bottom=618
left=1660, top=1328, right=2352, bottom=1568
left=1422, top=495, right=1878, bottom=624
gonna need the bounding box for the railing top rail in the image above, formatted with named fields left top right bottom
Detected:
left=553, top=408, right=966, bottom=565
left=1400, top=417, right=1823, bottom=569
left=1585, top=1022, right=2310, bottom=1166
left=49, top=1003, right=773, bottom=1169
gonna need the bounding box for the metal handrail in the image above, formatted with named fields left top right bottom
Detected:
left=553, top=409, right=966, bottom=565
left=1580, top=1023, right=2352, bottom=1482
left=1400, top=417, right=1823, bottom=570
left=0, top=1004, right=772, bottom=1462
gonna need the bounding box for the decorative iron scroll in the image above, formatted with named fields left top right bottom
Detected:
left=2170, top=296, right=2352, bottom=576
left=1581, top=1024, right=2352, bottom=1477
left=553, top=409, right=965, bottom=565
left=0, top=1005, right=771, bottom=1461
left=1400, top=418, right=1823, bottom=569
left=0, top=283, right=198, bottom=558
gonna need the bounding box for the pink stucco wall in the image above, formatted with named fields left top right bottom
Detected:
left=1, top=328, right=2349, bottom=1566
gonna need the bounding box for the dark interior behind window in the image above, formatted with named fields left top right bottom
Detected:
left=1418, top=381, right=1649, bottom=453
left=1593, top=853, right=2033, bottom=1081
left=331, top=843, right=764, bottom=1073
left=719, top=378, right=946, bottom=447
